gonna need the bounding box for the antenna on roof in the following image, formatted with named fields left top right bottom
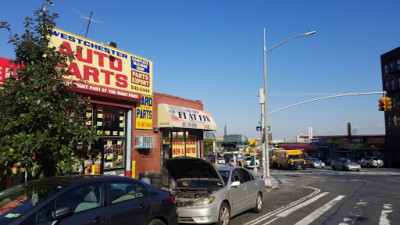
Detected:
left=73, top=9, right=105, bottom=38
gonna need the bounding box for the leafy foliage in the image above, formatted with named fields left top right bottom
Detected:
left=0, top=0, right=97, bottom=180
left=203, top=138, right=215, bottom=156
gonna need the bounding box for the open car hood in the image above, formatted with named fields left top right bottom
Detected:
left=164, top=157, right=224, bottom=182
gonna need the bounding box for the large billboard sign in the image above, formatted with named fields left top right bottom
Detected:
left=0, top=57, right=17, bottom=85
left=49, top=28, right=153, bottom=102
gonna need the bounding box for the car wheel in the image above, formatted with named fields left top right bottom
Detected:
left=217, top=202, right=230, bottom=225
left=147, top=219, right=166, bottom=225
left=253, top=193, right=263, bottom=213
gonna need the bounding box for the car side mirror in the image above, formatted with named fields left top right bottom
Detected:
left=54, top=207, right=72, bottom=220
left=231, top=181, right=241, bottom=187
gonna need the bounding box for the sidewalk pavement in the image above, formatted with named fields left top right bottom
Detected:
left=252, top=167, right=279, bottom=191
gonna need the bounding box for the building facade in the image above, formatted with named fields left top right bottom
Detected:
left=381, top=47, right=400, bottom=167
left=133, top=92, right=217, bottom=178
left=285, top=135, right=385, bottom=162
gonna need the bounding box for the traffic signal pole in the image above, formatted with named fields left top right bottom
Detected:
left=267, top=92, right=387, bottom=115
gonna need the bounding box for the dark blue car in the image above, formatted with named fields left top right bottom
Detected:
left=0, top=175, right=178, bottom=225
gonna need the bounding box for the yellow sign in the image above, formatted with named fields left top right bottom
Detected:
left=172, top=135, right=197, bottom=158
left=49, top=28, right=153, bottom=101
left=186, top=135, right=197, bottom=158
left=172, top=138, right=185, bottom=158
left=136, top=95, right=153, bottom=130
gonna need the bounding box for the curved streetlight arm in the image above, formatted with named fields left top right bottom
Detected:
left=265, top=31, right=316, bottom=54
left=262, top=28, right=316, bottom=187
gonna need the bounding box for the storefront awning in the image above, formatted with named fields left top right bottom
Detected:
left=158, top=104, right=217, bottom=131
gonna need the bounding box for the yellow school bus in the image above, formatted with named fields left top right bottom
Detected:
left=276, top=149, right=306, bottom=170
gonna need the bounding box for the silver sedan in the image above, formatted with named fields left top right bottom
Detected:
left=164, top=157, right=266, bottom=225
left=306, top=158, right=325, bottom=168
left=331, top=158, right=361, bottom=171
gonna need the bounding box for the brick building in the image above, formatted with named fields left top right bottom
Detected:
left=381, top=47, right=400, bottom=166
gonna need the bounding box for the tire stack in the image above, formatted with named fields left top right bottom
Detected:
left=151, top=173, right=163, bottom=188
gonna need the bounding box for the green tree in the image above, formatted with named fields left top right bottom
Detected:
left=0, top=0, right=97, bottom=180
left=203, top=138, right=215, bottom=156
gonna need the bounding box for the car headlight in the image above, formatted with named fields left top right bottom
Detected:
left=193, top=196, right=215, bottom=206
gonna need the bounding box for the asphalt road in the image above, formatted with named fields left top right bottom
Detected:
left=229, top=167, right=400, bottom=225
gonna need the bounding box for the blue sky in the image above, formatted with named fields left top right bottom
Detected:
left=1, top=0, right=398, bottom=140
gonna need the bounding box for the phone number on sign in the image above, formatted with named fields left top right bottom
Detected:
left=182, top=122, right=197, bottom=128
left=130, top=85, right=150, bottom=94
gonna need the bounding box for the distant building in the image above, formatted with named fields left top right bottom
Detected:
left=381, top=47, right=400, bottom=167
left=287, top=135, right=385, bottom=161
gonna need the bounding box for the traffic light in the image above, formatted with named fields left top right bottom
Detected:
left=386, top=97, right=393, bottom=111
left=379, top=97, right=386, bottom=111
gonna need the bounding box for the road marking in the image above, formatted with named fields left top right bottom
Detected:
left=339, top=199, right=368, bottom=225
left=379, top=204, right=393, bottom=225
left=244, top=186, right=321, bottom=225
left=276, top=192, right=329, bottom=217
left=294, top=195, right=345, bottom=225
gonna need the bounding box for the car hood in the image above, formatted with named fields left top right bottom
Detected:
left=164, top=157, right=224, bottom=182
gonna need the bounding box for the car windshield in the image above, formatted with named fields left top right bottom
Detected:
left=0, top=181, right=65, bottom=223
left=218, top=170, right=230, bottom=185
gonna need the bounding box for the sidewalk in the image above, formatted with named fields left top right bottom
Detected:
left=252, top=167, right=279, bottom=191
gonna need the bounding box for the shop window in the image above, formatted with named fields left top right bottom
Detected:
left=171, top=131, right=198, bottom=158
left=94, top=105, right=125, bottom=137
left=104, top=139, right=125, bottom=170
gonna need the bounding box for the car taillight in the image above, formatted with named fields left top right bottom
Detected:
left=170, top=196, right=176, bottom=202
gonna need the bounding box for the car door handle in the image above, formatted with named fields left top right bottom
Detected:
left=93, top=216, right=109, bottom=223
left=138, top=203, right=149, bottom=209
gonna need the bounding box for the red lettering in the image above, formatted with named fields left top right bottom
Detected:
left=59, top=41, right=73, bottom=56
left=115, top=73, right=128, bottom=88
left=100, top=69, right=114, bottom=85
left=110, top=57, right=123, bottom=72
left=93, top=51, right=108, bottom=67
left=77, top=47, right=93, bottom=64
left=67, top=62, right=82, bottom=79
left=84, top=65, right=99, bottom=83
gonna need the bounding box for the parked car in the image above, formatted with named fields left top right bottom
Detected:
left=245, top=156, right=260, bottom=169
left=357, top=156, right=384, bottom=168
left=204, top=155, right=216, bottom=163
left=306, top=158, right=325, bottom=168
left=163, top=157, right=266, bottom=225
left=323, top=158, right=333, bottom=166
left=0, top=175, right=178, bottom=225
left=331, top=158, right=361, bottom=171
left=217, top=157, right=226, bottom=164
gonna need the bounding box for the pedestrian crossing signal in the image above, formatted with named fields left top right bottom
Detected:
left=379, top=97, right=386, bottom=111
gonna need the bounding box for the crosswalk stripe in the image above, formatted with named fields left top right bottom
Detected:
left=276, top=192, right=329, bottom=217
left=244, top=186, right=321, bottom=225
left=379, top=204, right=393, bottom=225
left=294, top=195, right=345, bottom=225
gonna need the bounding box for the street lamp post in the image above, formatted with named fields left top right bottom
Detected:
left=262, top=28, right=316, bottom=187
